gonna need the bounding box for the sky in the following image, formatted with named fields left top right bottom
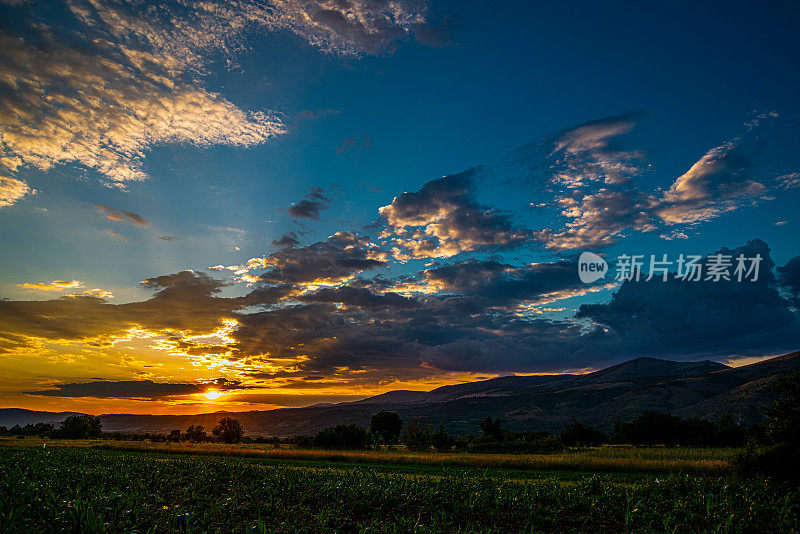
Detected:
left=0, top=0, right=799, bottom=415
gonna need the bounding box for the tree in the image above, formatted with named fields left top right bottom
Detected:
left=734, top=372, right=800, bottom=481
left=185, top=425, right=207, bottom=443
left=762, top=371, right=800, bottom=444
left=314, top=424, right=370, bottom=449
left=58, top=415, right=102, bottom=439
left=479, top=417, right=504, bottom=441
left=433, top=423, right=454, bottom=452
left=370, top=411, right=403, bottom=444
left=401, top=418, right=434, bottom=451
left=168, top=429, right=181, bottom=443
left=561, top=421, right=607, bottom=447
left=212, top=417, right=243, bottom=444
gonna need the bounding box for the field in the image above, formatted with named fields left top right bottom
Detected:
left=1, top=440, right=799, bottom=533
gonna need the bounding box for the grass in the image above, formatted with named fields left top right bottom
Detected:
left=1, top=445, right=798, bottom=533
left=1, top=437, right=737, bottom=475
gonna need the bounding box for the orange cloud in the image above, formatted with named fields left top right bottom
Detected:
left=18, top=280, right=83, bottom=291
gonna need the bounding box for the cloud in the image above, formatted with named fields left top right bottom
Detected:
left=654, top=141, right=766, bottom=225
left=26, top=377, right=243, bottom=399
left=159, top=235, right=178, bottom=242
left=104, top=230, right=126, bottom=241
left=70, top=288, right=115, bottom=300
left=0, top=0, right=428, bottom=199
left=379, top=169, right=531, bottom=258
left=271, top=232, right=300, bottom=248
left=288, top=199, right=328, bottom=220
left=18, top=280, right=84, bottom=291
left=256, top=232, right=387, bottom=284
left=336, top=136, right=372, bottom=153
left=0, top=175, right=33, bottom=208
left=1, top=236, right=797, bottom=382
left=549, top=112, right=642, bottom=187
left=535, top=190, right=654, bottom=251
left=777, top=256, right=800, bottom=303
left=295, top=108, right=340, bottom=122
left=577, top=239, right=799, bottom=357
left=527, top=115, right=779, bottom=250
left=287, top=186, right=332, bottom=220
left=94, top=204, right=148, bottom=226
left=777, top=172, right=800, bottom=190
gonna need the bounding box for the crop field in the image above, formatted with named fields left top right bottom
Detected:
left=1, top=442, right=799, bottom=533
left=0, top=438, right=738, bottom=474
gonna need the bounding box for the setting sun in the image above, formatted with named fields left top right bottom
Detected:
left=204, top=390, right=222, bottom=401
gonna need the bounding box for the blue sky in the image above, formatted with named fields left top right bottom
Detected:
left=0, top=0, right=799, bottom=413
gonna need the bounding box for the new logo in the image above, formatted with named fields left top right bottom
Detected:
left=578, top=252, right=608, bottom=283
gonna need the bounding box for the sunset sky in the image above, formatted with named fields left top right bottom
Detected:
left=1, top=0, right=799, bottom=415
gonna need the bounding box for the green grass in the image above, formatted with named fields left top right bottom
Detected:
left=1, top=443, right=799, bottom=532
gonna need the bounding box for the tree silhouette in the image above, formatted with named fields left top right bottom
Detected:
left=212, top=417, right=243, bottom=444
left=185, top=425, right=207, bottom=443
left=401, top=418, right=434, bottom=451
left=58, top=415, right=102, bottom=439
left=370, top=411, right=403, bottom=444
left=479, top=417, right=504, bottom=441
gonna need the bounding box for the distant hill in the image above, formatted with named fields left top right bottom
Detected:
left=0, top=408, right=83, bottom=428
left=3, top=351, right=798, bottom=436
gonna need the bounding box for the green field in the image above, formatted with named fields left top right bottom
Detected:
left=1, top=440, right=798, bottom=533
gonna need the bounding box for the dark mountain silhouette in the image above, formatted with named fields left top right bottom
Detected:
left=0, top=408, right=83, bottom=428
left=2, top=351, right=797, bottom=436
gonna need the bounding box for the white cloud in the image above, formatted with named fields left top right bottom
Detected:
left=0, top=175, right=32, bottom=207
left=654, top=141, right=766, bottom=225
left=0, top=0, right=427, bottom=206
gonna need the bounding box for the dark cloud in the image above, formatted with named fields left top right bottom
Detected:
left=298, top=286, right=418, bottom=310
left=1, top=236, right=797, bottom=384
left=257, top=232, right=387, bottom=284
left=94, top=204, right=148, bottom=226
left=778, top=256, right=800, bottom=303
left=287, top=186, right=332, bottom=220
left=577, top=239, right=799, bottom=357
left=416, top=258, right=590, bottom=305
left=271, top=232, right=300, bottom=248
left=288, top=199, right=327, bottom=220
left=159, top=235, right=178, bottom=242
left=26, top=377, right=243, bottom=399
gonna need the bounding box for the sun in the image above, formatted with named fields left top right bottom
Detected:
left=204, top=389, right=223, bottom=400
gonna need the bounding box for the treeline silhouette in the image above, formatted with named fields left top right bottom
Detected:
left=0, top=411, right=753, bottom=449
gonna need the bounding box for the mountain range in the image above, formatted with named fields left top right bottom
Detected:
left=2, top=351, right=798, bottom=436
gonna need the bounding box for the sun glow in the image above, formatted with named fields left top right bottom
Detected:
left=204, top=389, right=222, bottom=400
